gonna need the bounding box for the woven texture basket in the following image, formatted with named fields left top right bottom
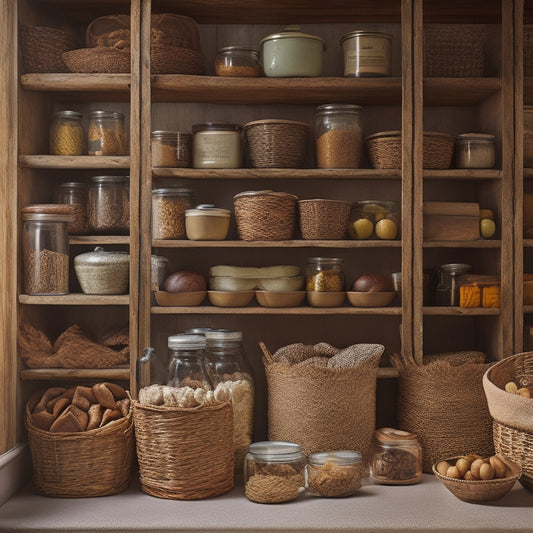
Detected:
left=151, top=13, right=202, bottom=51
left=63, top=47, right=130, bottom=73
left=25, top=391, right=134, bottom=497
left=424, top=24, right=487, bottom=77
left=20, top=25, right=78, bottom=73
left=244, top=120, right=310, bottom=168
left=298, top=199, right=351, bottom=240
left=133, top=400, right=234, bottom=500
left=151, top=44, right=204, bottom=75
left=392, top=352, right=494, bottom=473
left=86, top=14, right=130, bottom=48
left=234, top=190, right=298, bottom=241
left=525, top=26, right=533, bottom=77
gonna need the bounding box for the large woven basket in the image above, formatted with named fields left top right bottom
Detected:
left=63, top=47, right=130, bottom=73
left=20, top=25, right=78, bottom=73
left=25, top=391, right=134, bottom=497
left=233, top=190, right=298, bottom=241
left=151, top=44, right=204, bottom=75
left=133, top=400, right=234, bottom=500
left=244, top=120, right=310, bottom=168
left=424, top=24, right=487, bottom=77
left=298, top=199, right=351, bottom=240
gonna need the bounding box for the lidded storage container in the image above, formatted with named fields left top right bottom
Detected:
left=455, top=133, right=496, bottom=169
left=152, top=187, right=193, bottom=240
left=314, top=104, right=362, bottom=169
left=167, top=334, right=212, bottom=390
left=306, top=257, right=345, bottom=292
left=340, top=31, right=393, bottom=77
left=436, top=263, right=472, bottom=306
left=88, top=111, right=128, bottom=155
left=151, top=130, right=191, bottom=168
left=49, top=110, right=85, bottom=155
left=370, top=427, right=422, bottom=485
left=244, top=441, right=306, bottom=503
left=192, top=122, right=243, bottom=169
left=185, top=204, right=230, bottom=241
left=88, top=175, right=130, bottom=234
left=55, top=181, right=89, bottom=235
left=22, top=205, right=74, bottom=295
left=215, top=46, right=261, bottom=77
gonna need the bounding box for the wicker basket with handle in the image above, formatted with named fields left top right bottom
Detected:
left=298, top=199, right=351, bottom=240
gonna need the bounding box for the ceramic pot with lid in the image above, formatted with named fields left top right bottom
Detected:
left=185, top=204, right=231, bottom=240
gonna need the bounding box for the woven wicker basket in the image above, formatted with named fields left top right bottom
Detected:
left=234, top=190, right=298, bottom=241
left=86, top=14, right=130, bottom=48
left=244, top=119, right=310, bottom=168
left=25, top=391, right=134, bottom=498
left=63, top=47, right=130, bottom=73
left=133, top=400, right=234, bottom=500
left=298, top=199, right=351, bottom=240
left=151, top=44, right=204, bottom=75
left=20, top=25, right=78, bottom=73
left=424, top=24, right=487, bottom=77
left=525, top=26, right=533, bottom=77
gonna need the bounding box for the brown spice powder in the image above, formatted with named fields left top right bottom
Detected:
left=24, top=249, right=69, bottom=295
left=316, top=129, right=362, bottom=169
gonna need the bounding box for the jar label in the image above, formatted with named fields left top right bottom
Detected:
left=344, top=39, right=390, bottom=75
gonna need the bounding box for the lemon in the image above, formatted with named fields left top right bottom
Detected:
left=351, top=218, right=374, bottom=239
left=375, top=218, right=398, bottom=240
left=480, top=218, right=496, bottom=239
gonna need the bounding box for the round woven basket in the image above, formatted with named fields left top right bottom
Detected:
left=244, top=119, right=310, bottom=169
left=298, top=199, right=351, bottom=240
left=63, top=47, right=130, bottom=73
left=86, top=14, right=131, bottom=48
left=133, top=400, right=234, bottom=500
left=424, top=24, right=487, bottom=77
left=20, top=25, right=78, bottom=73
left=151, top=44, right=204, bottom=75
left=24, top=391, right=134, bottom=498
left=233, top=190, right=298, bottom=241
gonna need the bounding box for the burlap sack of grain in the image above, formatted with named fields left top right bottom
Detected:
left=391, top=352, right=494, bottom=473
left=261, top=341, right=384, bottom=460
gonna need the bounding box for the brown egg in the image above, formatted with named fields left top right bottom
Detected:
left=463, top=470, right=475, bottom=481
left=455, top=458, right=471, bottom=477
left=470, top=458, right=485, bottom=479
left=489, top=456, right=508, bottom=479
left=464, top=454, right=483, bottom=462
left=479, top=462, right=495, bottom=480
left=436, top=461, right=451, bottom=476
left=446, top=466, right=461, bottom=479
left=517, top=387, right=531, bottom=398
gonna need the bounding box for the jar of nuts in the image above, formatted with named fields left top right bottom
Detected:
left=306, top=257, right=345, bottom=292
left=152, top=187, right=193, bottom=240
left=88, top=176, right=130, bottom=234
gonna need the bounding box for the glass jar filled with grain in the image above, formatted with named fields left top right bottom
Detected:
left=152, top=187, right=193, bottom=240
left=49, top=110, right=85, bottom=156
left=306, top=257, right=345, bottom=292
left=55, top=181, right=89, bottom=235
left=314, top=104, right=362, bottom=169
left=88, top=176, right=130, bottom=234
left=215, top=46, right=261, bottom=77
left=88, top=111, right=128, bottom=156
left=151, top=130, right=192, bottom=168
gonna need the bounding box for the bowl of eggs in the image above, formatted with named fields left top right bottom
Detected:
left=432, top=454, right=521, bottom=503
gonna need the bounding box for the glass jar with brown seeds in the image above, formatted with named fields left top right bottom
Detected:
left=88, top=176, right=130, bottom=234
left=306, top=257, right=345, bottom=292
left=152, top=187, right=193, bottom=240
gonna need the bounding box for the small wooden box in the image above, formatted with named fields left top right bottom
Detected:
left=423, top=202, right=480, bottom=241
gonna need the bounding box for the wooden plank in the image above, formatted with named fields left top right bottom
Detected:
left=19, top=294, right=130, bottom=305
left=21, top=368, right=130, bottom=381
left=424, top=169, right=502, bottom=180
left=70, top=236, right=130, bottom=245
left=21, top=73, right=131, bottom=92
left=152, top=240, right=403, bottom=248
left=423, top=78, right=501, bottom=106
left=423, top=307, right=500, bottom=316
left=151, top=306, right=403, bottom=315
left=19, top=155, right=131, bottom=168
left=423, top=240, right=502, bottom=248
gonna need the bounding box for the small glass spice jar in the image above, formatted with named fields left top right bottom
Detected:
left=244, top=441, right=307, bottom=504
left=55, top=181, right=89, bottom=235
left=436, top=263, right=472, bottom=306
left=315, top=104, right=363, bottom=169
left=370, top=428, right=422, bottom=485
left=49, top=110, right=85, bottom=156
left=306, top=257, right=345, bottom=292
left=215, top=46, right=261, bottom=77
left=152, top=187, right=193, bottom=240
left=455, top=133, right=496, bottom=169
left=307, top=451, right=363, bottom=497
left=340, top=31, right=393, bottom=77
left=167, top=334, right=212, bottom=390
left=192, top=122, right=243, bottom=169
left=88, top=175, right=130, bottom=234
left=88, top=111, right=128, bottom=156
left=151, top=130, right=191, bottom=168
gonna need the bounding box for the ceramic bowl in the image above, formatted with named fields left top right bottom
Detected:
left=306, top=291, right=345, bottom=308
left=155, top=290, right=206, bottom=307
left=255, top=290, right=306, bottom=308
left=208, top=290, right=255, bottom=307
left=346, top=291, right=395, bottom=307
left=256, top=276, right=305, bottom=291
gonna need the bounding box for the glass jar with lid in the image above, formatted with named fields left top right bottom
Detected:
left=152, top=187, right=193, bottom=240
left=314, top=104, right=362, bottom=169
left=370, top=427, right=422, bottom=485
left=340, top=31, right=393, bottom=77
left=215, top=46, right=261, bottom=77
left=88, top=175, right=130, bottom=234
left=192, top=122, right=243, bottom=169
left=151, top=255, right=168, bottom=290
left=151, top=130, right=191, bottom=168
left=436, top=263, right=472, bottom=306
left=306, top=257, right=345, bottom=292
left=21, top=205, right=74, bottom=295
left=88, top=110, right=128, bottom=156
left=167, top=334, right=212, bottom=390
left=49, top=110, right=85, bottom=156
left=244, top=441, right=307, bottom=503
left=55, top=181, right=89, bottom=235
left=455, top=133, right=496, bottom=169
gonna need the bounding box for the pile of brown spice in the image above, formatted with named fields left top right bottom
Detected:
left=307, top=461, right=362, bottom=497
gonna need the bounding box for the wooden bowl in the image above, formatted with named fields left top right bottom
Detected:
left=208, top=290, right=255, bottom=307
left=306, top=291, right=345, bottom=308
left=346, top=291, right=395, bottom=307
left=255, top=291, right=306, bottom=308
left=155, top=290, right=206, bottom=306
left=432, top=455, right=521, bottom=503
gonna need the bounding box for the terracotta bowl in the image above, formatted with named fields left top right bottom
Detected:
left=346, top=291, right=395, bottom=307
left=155, top=290, right=206, bottom=306
left=306, top=291, right=345, bottom=308
left=255, top=291, right=306, bottom=308
left=208, top=290, right=255, bottom=307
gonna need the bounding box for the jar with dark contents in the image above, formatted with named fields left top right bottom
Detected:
left=215, top=46, right=261, bottom=77
left=306, top=257, right=345, bottom=292
left=88, top=176, right=130, bottom=234
left=55, top=181, right=89, bottom=235
left=370, top=428, right=422, bottom=485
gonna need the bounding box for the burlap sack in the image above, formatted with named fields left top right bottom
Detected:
left=392, top=352, right=494, bottom=473
left=483, top=351, right=533, bottom=433
left=261, top=342, right=384, bottom=460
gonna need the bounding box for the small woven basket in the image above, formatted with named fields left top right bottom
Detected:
left=151, top=44, right=204, bottom=75
left=63, top=47, right=130, bottom=73
left=234, top=190, right=298, bottom=241
left=525, top=26, right=533, bottom=77
left=244, top=120, right=310, bottom=169
left=20, top=25, right=78, bottom=73
left=25, top=391, right=134, bottom=498
left=298, top=199, right=351, bottom=240
left=424, top=24, right=487, bottom=77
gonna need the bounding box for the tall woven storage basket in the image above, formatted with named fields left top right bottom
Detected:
left=482, top=352, right=533, bottom=490
left=25, top=391, right=134, bottom=497
left=133, top=400, right=234, bottom=499
left=392, top=352, right=494, bottom=473
left=298, top=199, right=351, bottom=240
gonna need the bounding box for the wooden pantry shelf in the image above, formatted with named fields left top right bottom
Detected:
left=423, top=307, right=500, bottom=316
left=423, top=78, right=501, bottom=106
left=153, top=239, right=402, bottom=248
left=524, top=168, right=533, bottom=178
left=151, top=306, right=402, bottom=315
left=423, top=240, right=501, bottom=248
left=70, top=236, right=130, bottom=245
left=151, top=76, right=402, bottom=105
left=524, top=239, right=533, bottom=247
left=19, top=155, right=130, bottom=169
left=524, top=305, right=533, bottom=314
left=423, top=169, right=502, bottom=180
left=19, top=294, right=130, bottom=305
left=524, top=77, right=533, bottom=105
left=20, top=367, right=130, bottom=381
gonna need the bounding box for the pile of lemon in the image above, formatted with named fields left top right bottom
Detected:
left=348, top=204, right=398, bottom=240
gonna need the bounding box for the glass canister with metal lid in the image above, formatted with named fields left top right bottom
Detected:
left=436, top=263, right=472, bottom=306
left=455, top=133, right=496, bottom=169
left=215, top=46, right=261, bottom=77
left=88, top=110, right=128, bottom=156
left=340, top=31, right=393, bottom=77
left=167, top=334, right=212, bottom=390
left=55, top=181, right=89, bottom=235
left=306, top=257, right=345, bottom=292
left=88, top=175, right=130, bottom=234
left=49, top=110, right=85, bottom=155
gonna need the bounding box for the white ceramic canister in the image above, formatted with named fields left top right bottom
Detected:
left=341, top=31, right=393, bottom=77
left=192, top=122, right=243, bottom=169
